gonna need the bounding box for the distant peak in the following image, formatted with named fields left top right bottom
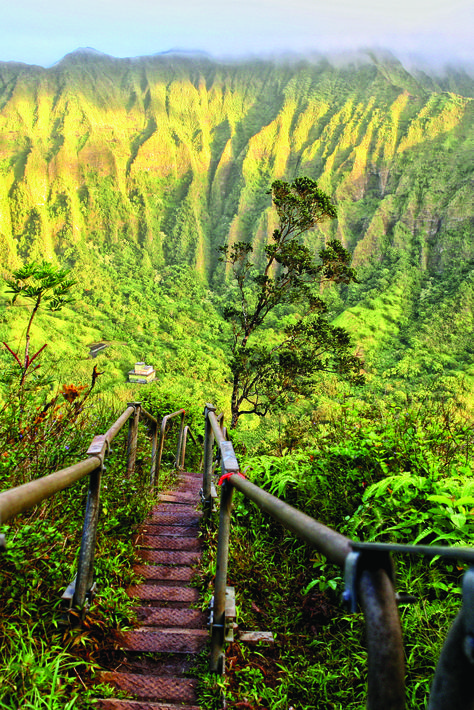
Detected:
left=55, top=48, right=113, bottom=65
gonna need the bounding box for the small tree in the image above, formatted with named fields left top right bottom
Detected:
left=218, top=177, right=363, bottom=428
left=3, top=261, right=76, bottom=388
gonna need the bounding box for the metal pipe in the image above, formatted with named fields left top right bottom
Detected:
left=227, top=473, right=352, bottom=568
left=358, top=564, right=406, bottom=710
left=140, top=407, right=158, bottom=426
left=126, top=402, right=141, bottom=477
left=428, top=611, right=474, bottom=710
left=155, top=409, right=186, bottom=485
left=175, top=410, right=186, bottom=470
left=0, top=403, right=134, bottom=523
left=0, top=457, right=98, bottom=525
left=74, top=464, right=102, bottom=608
left=181, top=426, right=202, bottom=472
left=210, top=479, right=234, bottom=673
left=104, top=406, right=135, bottom=443
left=150, top=422, right=158, bottom=486
left=180, top=425, right=190, bottom=469
left=203, top=404, right=216, bottom=511
left=208, top=409, right=225, bottom=446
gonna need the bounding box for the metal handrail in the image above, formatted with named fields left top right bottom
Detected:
left=180, top=425, right=201, bottom=471
left=154, top=408, right=186, bottom=486
left=0, top=399, right=203, bottom=612
left=0, top=405, right=135, bottom=527
left=204, top=405, right=474, bottom=710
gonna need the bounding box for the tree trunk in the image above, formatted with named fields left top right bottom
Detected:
left=230, top=375, right=240, bottom=429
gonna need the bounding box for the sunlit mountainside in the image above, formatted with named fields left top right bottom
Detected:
left=0, top=49, right=473, bottom=403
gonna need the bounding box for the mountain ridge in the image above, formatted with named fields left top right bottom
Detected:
left=0, top=51, right=473, bottom=399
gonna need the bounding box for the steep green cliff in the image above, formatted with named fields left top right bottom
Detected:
left=0, top=50, right=473, bottom=398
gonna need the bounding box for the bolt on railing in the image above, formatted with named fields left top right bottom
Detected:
left=203, top=404, right=474, bottom=710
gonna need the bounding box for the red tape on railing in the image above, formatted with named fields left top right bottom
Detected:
left=218, top=471, right=246, bottom=486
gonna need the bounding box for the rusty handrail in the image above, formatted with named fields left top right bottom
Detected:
left=204, top=404, right=474, bottom=709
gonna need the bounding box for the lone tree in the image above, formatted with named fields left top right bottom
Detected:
left=219, top=176, right=364, bottom=429
left=3, top=261, right=76, bottom=388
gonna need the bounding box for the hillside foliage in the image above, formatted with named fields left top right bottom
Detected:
left=0, top=50, right=473, bottom=709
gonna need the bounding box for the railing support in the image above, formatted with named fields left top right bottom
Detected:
left=175, top=410, right=186, bottom=470
left=155, top=409, right=187, bottom=487
left=210, top=478, right=234, bottom=673
left=126, top=402, right=141, bottom=477
left=147, top=420, right=157, bottom=485
left=73, top=461, right=103, bottom=609
left=428, top=567, right=474, bottom=709
left=202, top=403, right=216, bottom=515
left=358, top=563, right=405, bottom=710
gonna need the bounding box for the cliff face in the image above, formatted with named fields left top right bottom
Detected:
left=0, top=51, right=473, bottom=390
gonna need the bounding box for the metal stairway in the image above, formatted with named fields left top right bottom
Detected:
left=96, top=470, right=206, bottom=710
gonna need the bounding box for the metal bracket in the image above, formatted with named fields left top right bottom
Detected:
left=61, top=576, right=97, bottom=615
left=462, top=566, right=474, bottom=663
left=87, top=434, right=108, bottom=457
left=343, top=549, right=395, bottom=613
left=343, top=551, right=361, bottom=612
left=220, top=442, right=239, bottom=476
left=208, top=586, right=236, bottom=643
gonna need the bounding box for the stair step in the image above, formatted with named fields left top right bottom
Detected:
left=145, top=510, right=202, bottom=526
left=133, top=566, right=194, bottom=581
left=141, top=526, right=199, bottom=537
left=95, top=700, right=200, bottom=710
left=145, top=515, right=200, bottom=526
left=127, top=585, right=199, bottom=602
left=158, top=494, right=199, bottom=504
left=151, top=504, right=200, bottom=514
left=139, top=536, right=200, bottom=551
left=117, top=629, right=208, bottom=653
left=99, top=673, right=197, bottom=703
left=138, top=550, right=199, bottom=565
left=133, top=607, right=207, bottom=628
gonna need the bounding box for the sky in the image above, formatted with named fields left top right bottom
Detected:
left=2, top=0, right=474, bottom=69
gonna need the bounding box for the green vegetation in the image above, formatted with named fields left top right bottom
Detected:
left=0, top=50, right=473, bottom=709
left=199, top=394, right=473, bottom=709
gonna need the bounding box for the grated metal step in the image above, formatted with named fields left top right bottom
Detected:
left=150, top=504, right=200, bottom=514
left=99, top=672, right=197, bottom=703
left=145, top=513, right=201, bottom=525
left=139, top=536, right=201, bottom=550
left=126, top=585, right=199, bottom=602
left=159, top=493, right=200, bottom=504
left=143, top=526, right=200, bottom=537
left=95, top=701, right=200, bottom=710
left=133, top=607, right=207, bottom=628
left=133, top=566, right=194, bottom=581
left=138, top=550, right=200, bottom=565
left=116, top=628, right=208, bottom=653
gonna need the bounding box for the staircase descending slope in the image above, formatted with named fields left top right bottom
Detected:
left=97, top=470, right=206, bottom=710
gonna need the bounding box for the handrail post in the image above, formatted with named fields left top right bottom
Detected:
left=150, top=420, right=158, bottom=486
left=73, top=460, right=103, bottom=609
left=210, top=478, right=234, bottom=673
left=126, top=402, right=141, bottom=477
left=358, top=560, right=405, bottom=710
left=175, top=409, right=186, bottom=470
left=203, top=403, right=216, bottom=516
left=181, top=425, right=189, bottom=470
left=428, top=567, right=474, bottom=709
